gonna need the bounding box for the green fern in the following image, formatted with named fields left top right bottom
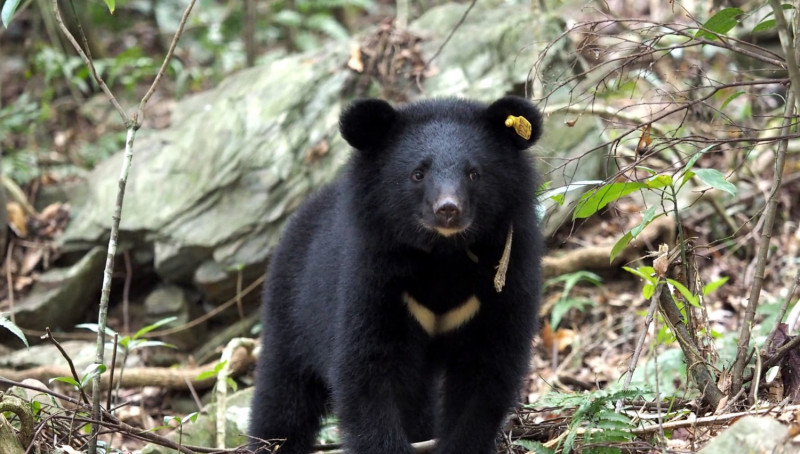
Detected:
left=534, top=388, right=641, bottom=454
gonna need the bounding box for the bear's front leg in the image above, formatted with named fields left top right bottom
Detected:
left=436, top=315, right=534, bottom=454
left=331, top=295, right=429, bottom=454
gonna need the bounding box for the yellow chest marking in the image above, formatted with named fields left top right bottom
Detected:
left=404, top=293, right=481, bottom=336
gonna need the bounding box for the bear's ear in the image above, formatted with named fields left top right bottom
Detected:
left=486, top=96, right=543, bottom=149
left=340, top=99, right=397, bottom=151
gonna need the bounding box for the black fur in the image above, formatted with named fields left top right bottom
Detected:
left=249, top=96, right=544, bottom=454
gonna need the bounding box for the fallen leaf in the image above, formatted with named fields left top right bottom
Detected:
left=6, top=202, right=27, bottom=237
left=348, top=44, right=364, bottom=72
left=541, top=321, right=576, bottom=353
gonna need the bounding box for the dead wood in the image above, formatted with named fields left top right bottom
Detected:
left=542, top=216, right=676, bottom=278
left=0, top=344, right=254, bottom=391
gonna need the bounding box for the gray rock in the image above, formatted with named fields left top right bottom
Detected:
left=10, top=247, right=105, bottom=332
left=697, top=415, right=792, bottom=453
left=58, top=2, right=594, bottom=310
left=144, top=285, right=203, bottom=350
left=140, top=387, right=254, bottom=453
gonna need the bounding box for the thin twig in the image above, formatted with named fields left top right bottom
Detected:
left=145, top=275, right=265, bottom=337
left=420, top=0, right=477, bottom=77
left=629, top=404, right=800, bottom=434
left=122, top=250, right=132, bottom=334
left=5, top=240, right=15, bottom=324
left=770, top=0, right=800, bottom=113
left=762, top=329, right=800, bottom=371
left=51, top=0, right=128, bottom=124
left=731, top=90, right=796, bottom=397
left=617, top=282, right=662, bottom=411
left=136, top=0, right=197, bottom=126
left=658, top=288, right=723, bottom=409
left=106, top=333, right=118, bottom=412
left=43, top=327, right=90, bottom=406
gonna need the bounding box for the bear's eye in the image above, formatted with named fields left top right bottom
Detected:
left=469, top=169, right=480, bottom=181
left=411, top=169, right=426, bottom=182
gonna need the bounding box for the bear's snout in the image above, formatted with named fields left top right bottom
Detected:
left=430, top=195, right=470, bottom=237
left=434, top=198, right=461, bottom=224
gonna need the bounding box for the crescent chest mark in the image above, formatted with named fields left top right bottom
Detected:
left=403, top=293, right=481, bottom=336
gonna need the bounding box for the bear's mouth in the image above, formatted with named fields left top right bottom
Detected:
left=433, top=225, right=467, bottom=237
left=419, top=218, right=472, bottom=237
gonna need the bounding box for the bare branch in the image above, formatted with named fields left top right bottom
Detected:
left=730, top=90, right=796, bottom=397
left=51, top=0, right=128, bottom=124
left=769, top=0, right=800, bottom=113
left=136, top=0, right=198, bottom=127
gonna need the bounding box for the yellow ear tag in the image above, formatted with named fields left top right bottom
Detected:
left=504, top=115, right=532, bottom=140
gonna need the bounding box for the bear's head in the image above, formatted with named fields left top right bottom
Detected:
left=340, top=96, right=542, bottom=250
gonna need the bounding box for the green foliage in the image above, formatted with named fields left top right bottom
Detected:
left=163, top=412, right=199, bottom=427
left=579, top=144, right=734, bottom=263
left=573, top=182, right=647, bottom=219
left=537, top=388, right=641, bottom=454
left=0, top=314, right=29, bottom=349
left=512, top=439, right=555, bottom=454
left=270, top=0, right=375, bottom=51
left=545, top=271, right=602, bottom=329
left=539, top=180, right=604, bottom=207
left=195, top=359, right=238, bottom=392
left=32, top=46, right=164, bottom=98
left=623, top=266, right=658, bottom=300
left=50, top=363, right=107, bottom=390
left=103, top=0, right=117, bottom=14
left=694, top=8, right=743, bottom=40
left=78, top=316, right=178, bottom=354
left=629, top=348, right=687, bottom=396
left=1, top=0, right=21, bottom=27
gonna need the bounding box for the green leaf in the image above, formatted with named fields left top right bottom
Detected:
left=1, top=0, right=22, bottom=28
left=752, top=19, right=776, bottom=33
left=513, top=439, right=556, bottom=454
left=182, top=411, right=199, bottom=424
left=551, top=298, right=594, bottom=330
left=129, top=340, right=177, bottom=351
left=594, top=410, right=632, bottom=426
left=80, top=363, right=107, bottom=388
left=573, top=182, right=647, bottom=219
left=694, top=8, right=743, bottom=40
left=538, top=180, right=604, bottom=204
left=646, top=174, right=672, bottom=189
left=702, top=276, right=729, bottom=296
left=623, top=266, right=657, bottom=285
left=274, top=9, right=303, bottom=27
left=49, top=376, right=80, bottom=388
left=719, top=91, right=745, bottom=111
left=667, top=279, right=700, bottom=308
left=104, top=0, right=116, bottom=14
left=694, top=168, right=737, bottom=196
left=643, top=283, right=655, bottom=300
left=633, top=207, right=660, bottom=238
left=76, top=323, right=117, bottom=337
left=0, top=315, right=29, bottom=349
left=610, top=232, right=633, bottom=263
left=634, top=166, right=657, bottom=176
left=133, top=316, right=178, bottom=339
left=681, top=144, right=719, bottom=187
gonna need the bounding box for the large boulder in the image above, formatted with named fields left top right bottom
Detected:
left=54, top=2, right=601, bottom=312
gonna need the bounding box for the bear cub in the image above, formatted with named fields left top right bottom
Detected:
left=250, top=96, right=544, bottom=454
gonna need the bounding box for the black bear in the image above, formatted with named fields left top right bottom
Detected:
left=249, top=96, right=544, bottom=454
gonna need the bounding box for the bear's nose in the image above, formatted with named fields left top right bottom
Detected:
left=434, top=199, right=461, bottom=224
